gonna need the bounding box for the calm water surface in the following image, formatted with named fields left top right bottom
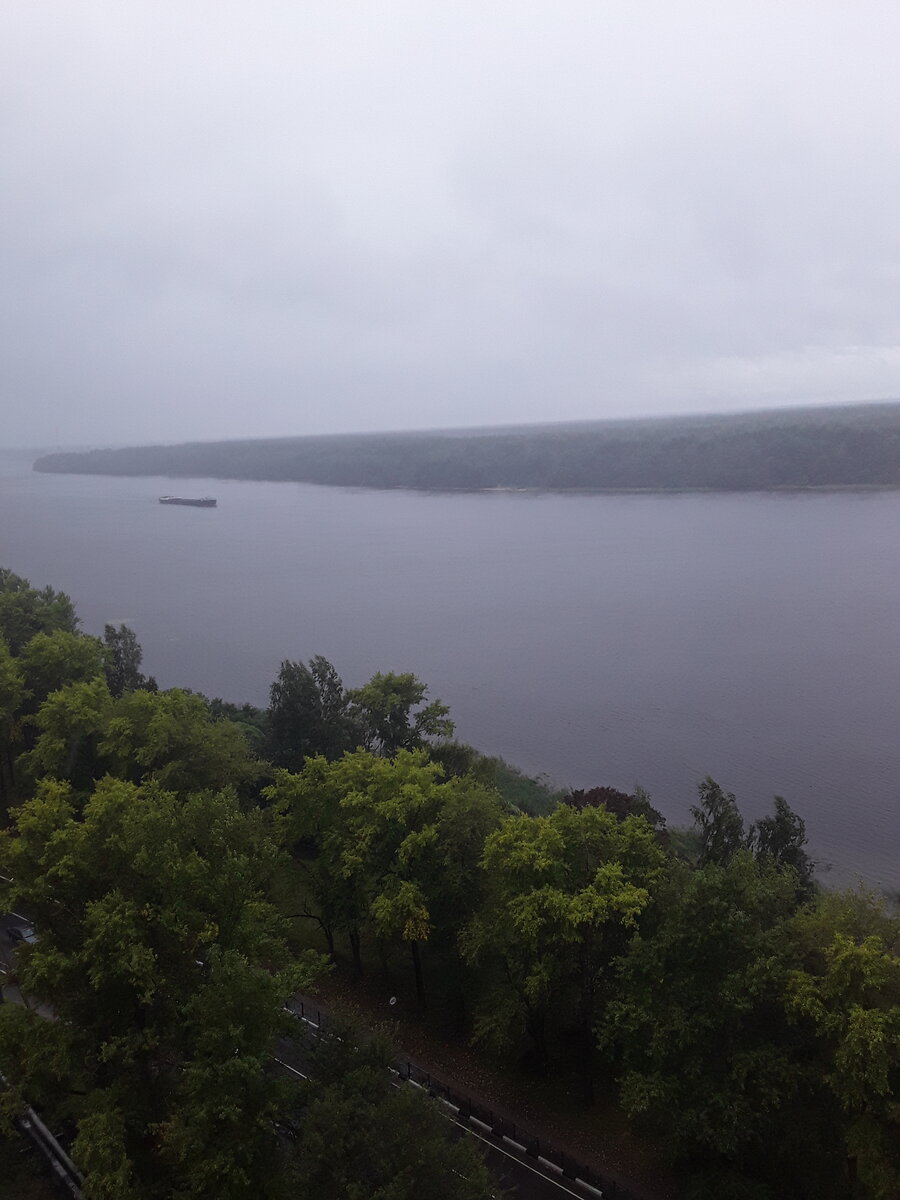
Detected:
left=2, top=452, right=898, bottom=890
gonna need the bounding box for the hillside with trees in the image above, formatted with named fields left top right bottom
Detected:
left=1, top=567, right=898, bottom=1199
left=33, top=402, right=900, bottom=492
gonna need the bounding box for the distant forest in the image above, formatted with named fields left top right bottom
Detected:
left=33, top=401, right=900, bottom=492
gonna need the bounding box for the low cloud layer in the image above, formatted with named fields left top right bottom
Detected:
left=3, top=1, right=900, bottom=446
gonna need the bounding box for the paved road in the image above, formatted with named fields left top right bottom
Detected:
left=278, top=1010, right=612, bottom=1200
left=1, top=917, right=631, bottom=1199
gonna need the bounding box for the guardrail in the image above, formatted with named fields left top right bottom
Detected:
left=287, top=998, right=644, bottom=1200
left=0, top=1069, right=82, bottom=1198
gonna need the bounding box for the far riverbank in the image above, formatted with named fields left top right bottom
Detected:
left=32, top=400, right=900, bottom=493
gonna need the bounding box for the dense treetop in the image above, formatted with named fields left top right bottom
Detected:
left=33, top=402, right=900, bottom=491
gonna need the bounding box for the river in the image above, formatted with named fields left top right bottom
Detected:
left=2, top=450, right=898, bottom=891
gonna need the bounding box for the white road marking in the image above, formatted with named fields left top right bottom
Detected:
left=285, top=1004, right=605, bottom=1198
left=459, top=1122, right=602, bottom=1198
left=399, top=1068, right=601, bottom=1197
left=272, top=1057, right=308, bottom=1080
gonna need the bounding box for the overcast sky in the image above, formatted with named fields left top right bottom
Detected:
left=3, top=1, right=900, bottom=447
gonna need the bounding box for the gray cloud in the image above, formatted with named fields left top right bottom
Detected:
left=3, top=0, right=900, bottom=446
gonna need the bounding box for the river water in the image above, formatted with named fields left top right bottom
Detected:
left=2, top=451, right=898, bottom=891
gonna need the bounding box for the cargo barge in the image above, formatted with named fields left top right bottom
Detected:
left=158, top=496, right=217, bottom=507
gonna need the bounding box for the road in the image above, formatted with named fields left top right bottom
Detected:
left=1, top=916, right=635, bottom=1199
left=276, top=1011, right=616, bottom=1200
left=274, top=1037, right=595, bottom=1199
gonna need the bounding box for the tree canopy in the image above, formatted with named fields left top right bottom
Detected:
left=0, top=568, right=78, bottom=655
left=0, top=775, right=324, bottom=1199
left=284, top=1021, right=494, bottom=1200
left=267, top=749, right=503, bottom=1002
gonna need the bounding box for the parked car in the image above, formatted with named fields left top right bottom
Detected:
left=8, top=924, right=37, bottom=945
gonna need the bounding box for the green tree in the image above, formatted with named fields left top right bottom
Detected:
left=348, top=672, right=454, bottom=756
left=102, top=624, right=153, bottom=698
left=787, top=927, right=900, bottom=1199
left=268, top=656, right=360, bottom=770
left=429, top=743, right=563, bottom=815
left=268, top=750, right=503, bottom=1002
left=691, top=776, right=745, bottom=867
left=748, top=795, right=815, bottom=898
left=0, top=639, right=24, bottom=817
left=0, top=568, right=78, bottom=654
left=18, top=629, right=105, bottom=712
left=267, top=755, right=374, bottom=968
left=605, top=853, right=801, bottom=1169
left=285, top=1020, right=493, bottom=1200
left=0, top=775, right=323, bottom=1200
left=21, top=676, right=113, bottom=793
left=206, top=698, right=270, bottom=755
left=24, top=684, right=261, bottom=800
left=462, top=804, right=665, bottom=1087
left=99, top=688, right=261, bottom=797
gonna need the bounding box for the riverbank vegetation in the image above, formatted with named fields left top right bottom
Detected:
left=33, top=401, right=900, bottom=492
left=1, top=566, right=898, bottom=1199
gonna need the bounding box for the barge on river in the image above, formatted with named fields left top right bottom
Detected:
left=158, top=496, right=217, bottom=507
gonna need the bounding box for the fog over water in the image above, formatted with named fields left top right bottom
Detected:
left=3, top=452, right=898, bottom=892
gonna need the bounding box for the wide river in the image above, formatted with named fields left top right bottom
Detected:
left=2, top=451, right=898, bottom=891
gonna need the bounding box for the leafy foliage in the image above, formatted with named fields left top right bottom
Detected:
left=787, top=929, right=900, bottom=1199
left=3, top=565, right=900, bottom=1200
left=748, top=795, right=815, bottom=896
left=605, top=854, right=802, bottom=1163
left=348, top=671, right=454, bottom=756
left=285, top=1022, right=493, bottom=1200
left=268, top=655, right=359, bottom=770
left=463, top=804, right=665, bottom=1074
left=102, top=623, right=154, bottom=698
left=267, top=750, right=503, bottom=1002
left=0, top=776, right=323, bottom=1199
left=565, top=783, right=665, bottom=829
left=17, top=630, right=104, bottom=712
left=0, top=639, right=24, bottom=815
left=0, top=569, right=78, bottom=655
left=691, top=776, right=745, bottom=867
left=22, top=682, right=261, bottom=799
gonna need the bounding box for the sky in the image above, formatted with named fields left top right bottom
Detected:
left=3, top=1, right=900, bottom=448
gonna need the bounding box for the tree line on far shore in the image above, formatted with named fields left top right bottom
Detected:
left=0, top=565, right=898, bottom=1200
left=33, top=401, right=900, bottom=492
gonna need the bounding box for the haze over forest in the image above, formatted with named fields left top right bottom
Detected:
left=5, top=2, right=900, bottom=449
left=33, top=402, right=900, bottom=492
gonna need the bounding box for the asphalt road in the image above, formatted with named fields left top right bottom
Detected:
left=274, top=1024, right=607, bottom=1200
left=1, top=917, right=622, bottom=1199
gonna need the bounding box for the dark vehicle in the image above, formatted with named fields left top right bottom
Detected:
left=8, top=925, right=37, bottom=945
